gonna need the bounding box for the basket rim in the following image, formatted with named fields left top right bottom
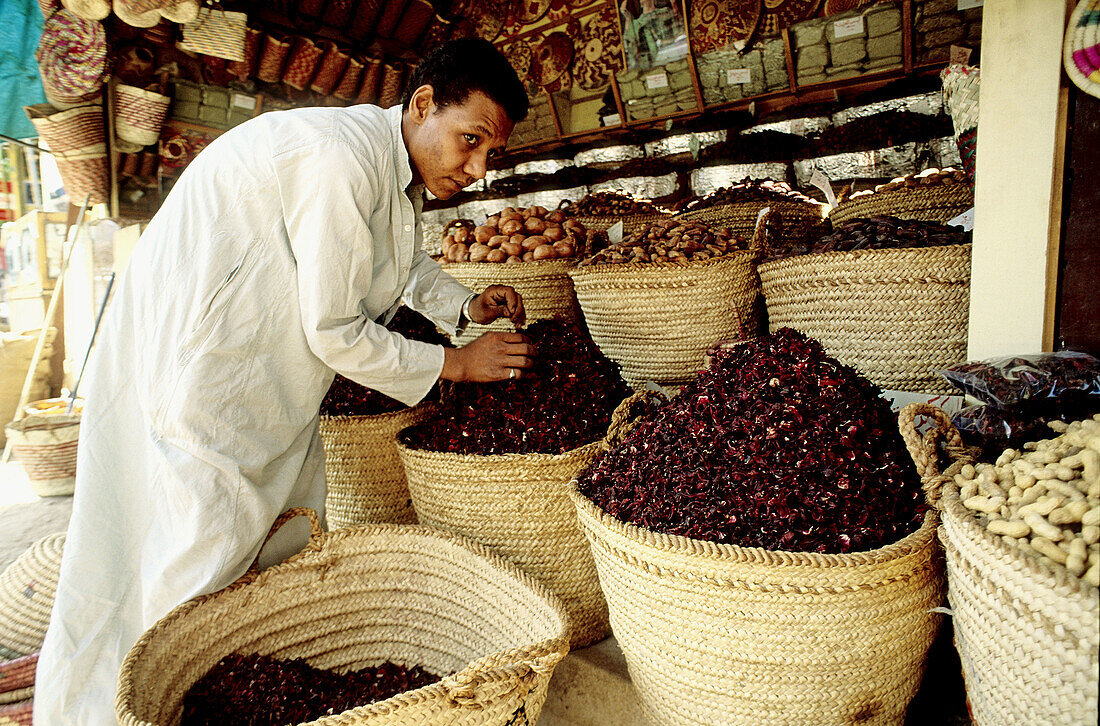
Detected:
left=116, top=522, right=571, bottom=725
left=675, top=196, right=828, bottom=216
left=569, top=249, right=757, bottom=277
left=440, top=258, right=578, bottom=273
left=567, top=480, right=939, bottom=570
left=757, top=242, right=972, bottom=274
left=395, top=431, right=602, bottom=464
left=318, top=399, right=436, bottom=424
left=937, top=477, right=1099, bottom=602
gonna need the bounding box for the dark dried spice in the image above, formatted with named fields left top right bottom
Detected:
left=181, top=653, right=440, bottom=725
left=939, top=351, right=1100, bottom=408
left=770, top=216, right=971, bottom=260
left=576, top=328, right=925, bottom=554
left=400, top=320, right=631, bottom=455
left=675, top=178, right=820, bottom=212
left=320, top=307, right=452, bottom=417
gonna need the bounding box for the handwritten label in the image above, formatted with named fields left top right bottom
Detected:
left=947, top=207, right=975, bottom=231
left=832, top=15, right=864, bottom=39
left=726, top=68, right=751, bottom=85
left=950, top=45, right=973, bottom=65
left=231, top=93, right=256, bottom=111
left=602, top=113, right=621, bottom=127
left=645, top=72, right=669, bottom=90
left=607, top=220, right=624, bottom=245
left=957, top=0, right=983, bottom=10
left=808, top=166, right=837, bottom=208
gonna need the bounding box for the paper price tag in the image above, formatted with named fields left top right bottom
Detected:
left=645, top=72, right=669, bottom=90
left=832, top=15, right=864, bottom=39
left=790, top=118, right=806, bottom=135
left=808, top=166, right=837, bottom=208
left=602, top=113, right=621, bottom=127
left=947, top=207, right=975, bottom=231
left=688, top=133, right=701, bottom=160
left=755, top=205, right=771, bottom=228
left=950, top=45, right=973, bottom=65
left=607, top=220, right=624, bottom=245
left=232, top=93, right=257, bottom=111
left=957, top=0, right=983, bottom=9
left=726, top=68, right=751, bottom=85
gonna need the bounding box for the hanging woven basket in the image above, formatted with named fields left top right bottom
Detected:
left=114, top=84, right=171, bottom=148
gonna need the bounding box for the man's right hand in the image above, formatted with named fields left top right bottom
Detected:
left=441, top=331, right=535, bottom=382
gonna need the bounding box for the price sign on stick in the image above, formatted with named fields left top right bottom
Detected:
left=809, top=166, right=838, bottom=208
left=607, top=221, right=624, bottom=246
left=947, top=207, right=975, bottom=231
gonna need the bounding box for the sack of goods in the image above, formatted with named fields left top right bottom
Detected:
left=397, top=320, right=632, bottom=647
left=568, top=328, right=945, bottom=726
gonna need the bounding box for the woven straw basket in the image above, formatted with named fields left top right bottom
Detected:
left=571, top=212, right=670, bottom=239
left=4, top=415, right=80, bottom=497
left=394, top=392, right=653, bottom=648
left=569, top=253, right=760, bottom=388
left=0, top=532, right=64, bottom=661
left=899, top=404, right=1099, bottom=726
left=828, top=182, right=973, bottom=226
left=116, top=509, right=570, bottom=726
left=0, top=653, right=37, bottom=705
left=674, top=198, right=828, bottom=253
left=757, top=244, right=970, bottom=394
left=320, top=402, right=435, bottom=529
left=566, top=416, right=946, bottom=726
left=114, top=84, right=171, bottom=148
left=440, top=259, right=580, bottom=347
left=0, top=697, right=31, bottom=724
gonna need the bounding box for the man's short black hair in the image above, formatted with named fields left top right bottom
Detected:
left=401, top=38, right=529, bottom=123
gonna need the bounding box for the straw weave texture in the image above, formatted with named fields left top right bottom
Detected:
left=115, top=85, right=171, bottom=148
left=758, top=245, right=970, bottom=394
left=572, top=212, right=670, bottom=239
left=674, top=199, right=827, bottom=252
left=569, top=253, right=760, bottom=388
left=567, top=481, right=943, bottom=726
left=397, top=438, right=610, bottom=648
left=828, top=183, right=973, bottom=225
left=0, top=698, right=32, bottom=725
left=0, top=533, right=65, bottom=660
left=116, top=512, right=570, bottom=726
left=320, top=402, right=435, bottom=529
left=441, top=259, right=580, bottom=347
left=4, top=415, right=81, bottom=497
left=899, top=404, right=1099, bottom=726
left=0, top=653, right=37, bottom=704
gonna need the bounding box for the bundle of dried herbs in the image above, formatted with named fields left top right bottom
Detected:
left=400, top=320, right=631, bottom=455
left=320, top=307, right=451, bottom=417
left=576, top=328, right=924, bottom=554
left=181, top=653, right=439, bottom=726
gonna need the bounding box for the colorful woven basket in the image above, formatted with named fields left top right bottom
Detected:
left=377, top=60, right=406, bottom=108
left=0, top=653, right=37, bottom=705
left=320, top=402, right=436, bottom=529
left=357, top=55, right=384, bottom=104
left=226, top=25, right=261, bottom=81
left=1065, top=0, right=1100, bottom=99
left=177, top=7, right=248, bottom=61
left=0, top=533, right=65, bottom=660
left=941, top=64, right=980, bottom=184
left=24, top=103, right=103, bottom=152
left=333, top=55, right=365, bottom=100
left=116, top=510, right=570, bottom=726
left=309, top=42, right=349, bottom=96
left=36, top=8, right=107, bottom=108
left=256, top=32, right=292, bottom=84
left=114, top=85, right=171, bottom=148
left=282, top=36, right=324, bottom=90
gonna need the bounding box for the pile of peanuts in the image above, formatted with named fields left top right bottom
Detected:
left=579, top=218, right=747, bottom=266
left=441, top=206, right=591, bottom=263
left=954, top=414, right=1100, bottom=586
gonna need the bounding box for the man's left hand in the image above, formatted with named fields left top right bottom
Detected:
left=469, top=285, right=526, bottom=327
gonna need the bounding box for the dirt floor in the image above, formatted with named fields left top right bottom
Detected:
left=0, top=461, right=72, bottom=572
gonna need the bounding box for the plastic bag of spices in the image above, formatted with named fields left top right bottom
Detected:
left=939, top=351, right=1100, bottom=409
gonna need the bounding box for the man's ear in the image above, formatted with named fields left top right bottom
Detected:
left=409, top=84, right=435, bottom=124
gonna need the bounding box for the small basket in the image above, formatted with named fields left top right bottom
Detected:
left=899, top=404, right=1100, bottom=726
left=377, top=60, right=406, bottom=108
left=357, top=55, right=384, bottom=105
left=256, top=32, right=292, bottom=84
left=394, top=392, right=651, bottom=649
left=36, top=8, right=107, bottom=109
left=309, top=42, right=349, bottom=96
left=282, top=36, right=324, bottom=90
left=674, top=197, right=828, bottom=254
left=4, top=415, right=80, bottom=497
left=116, top=509, right=569, bottom=726
left=114, top=84, right=171, bottom=148
left=565, top=407, right=946, bottom=726
left=333, top=55, right=365, bottom=100
left=0, top=697, right=32, bottom=724
left=757, top=244, right=971, bottom=394
left=440, top=258, right=580, bottom=347
left=319, top=402, right=436, bottom=529
left=0, top=533, right=65, bottom=660
left=569, top=252, right=761, bottom=388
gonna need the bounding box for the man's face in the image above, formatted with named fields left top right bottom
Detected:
left=404, top=87, right=514, bottom=200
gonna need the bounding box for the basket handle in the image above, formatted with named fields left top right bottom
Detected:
left=247, top=506, right=326, bottom=573
left=601, top=390, right=667, bottom=451
left=441, top=642, right=566, bottom=710
left=897, top=403, right=973, bottom=506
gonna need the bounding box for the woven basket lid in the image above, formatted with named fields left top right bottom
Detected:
left=1065, top=0, right=1100, bottom=99
left=0, top=533, right=66, bottom=660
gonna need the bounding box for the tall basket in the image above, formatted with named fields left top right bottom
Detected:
left=4, top=414, right=81, bottom=497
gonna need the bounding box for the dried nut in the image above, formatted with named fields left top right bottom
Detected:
left=486, top=248, right=506, bottom=263
left=1084, top=563, right=1100, bottom=587
left=1082, top=507, right=1100, bottom=527
left=488, top=234, right=510, bottom=248
left=468, top=243, right=491, bottom=262
left=1030, top=536, right=1067, bottom=563
left=532, top=244, right=555, bottom=260
left=500, top=241, right=522, bottom=257
left=1023, top=513, right=1063, bottom=541
left=987, top=519, right=1030, bottom=538
left=964, top=495, right=1004, bottom=514
left=474, top=225, right=495, bottom=244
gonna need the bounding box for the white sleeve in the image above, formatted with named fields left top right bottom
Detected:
left=275, top=137, right=443, bottom=406
left=401, top=249, right=475, bottom=336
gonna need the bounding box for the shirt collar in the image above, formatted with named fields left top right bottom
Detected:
left=386, top=104, right=414, bottom=192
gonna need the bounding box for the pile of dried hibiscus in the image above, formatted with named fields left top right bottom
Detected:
left=576, top=328, right=924, bottom=554
left=401, top=319, right=631, bottom=455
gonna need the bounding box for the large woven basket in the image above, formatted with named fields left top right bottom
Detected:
left=114, top=84, right=171, bottom=148
left=0, top=533, right=65, bottom=661
left=899, top=404, right=1099, bottom=726
left=829, top=181, right=973, bottom=226
left=440, top=259, right=579, bottom=347
left=566, top=421, right=945, bottom=726
left=394, top=392, right=649, bottom=648
left=571, top=212, right=670, bottom=239
left=674, top=198, right=827, bottom=253
left=569, top=253, right=761, bottom=388
left=757, top=244, right=970, bottom=394
left=0, top=653, right=37, bottom=705
left=4, top=415, right=80, bottom=497
left=319, top=402, right=435, bottom=529
left=116, top=509, right=570, bottom=726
